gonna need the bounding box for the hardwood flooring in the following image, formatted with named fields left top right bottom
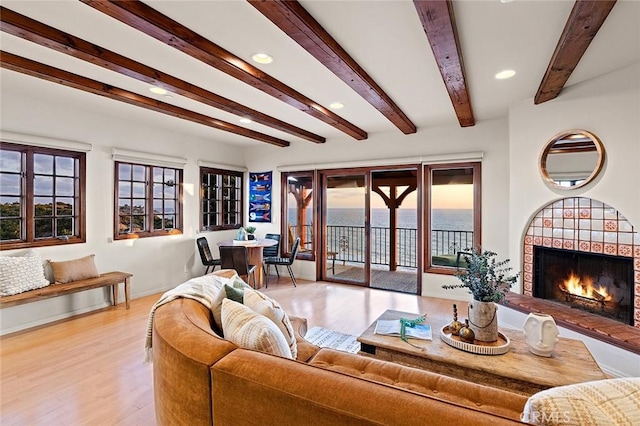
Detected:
left=0, top=275, right=462, bottom=426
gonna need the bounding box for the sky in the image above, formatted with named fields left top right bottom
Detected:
left=327, top=184, right=473, bottom=209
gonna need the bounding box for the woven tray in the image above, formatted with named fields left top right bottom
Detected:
left=440, top=325, right=511, bottom=356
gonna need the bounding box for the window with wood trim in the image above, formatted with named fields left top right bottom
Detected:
left=282, top=171, right=315, bottom=260
left=200, top=167, right=243, bottom=231
left=0, top=142, right=86, bottom=250
left=424, top=162, right=481, bottom=274
left=115, top=162, right=183, bottom=239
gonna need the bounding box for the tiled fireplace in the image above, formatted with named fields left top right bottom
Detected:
left=523, top=197, right=640, bottom=328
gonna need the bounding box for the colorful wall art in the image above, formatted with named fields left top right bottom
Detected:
left=249, top=171, right=272, bottom=222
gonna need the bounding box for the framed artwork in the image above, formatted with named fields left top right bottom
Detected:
left=249, top=171, right=272, bottom=222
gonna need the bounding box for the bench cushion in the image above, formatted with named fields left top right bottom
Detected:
left=49, top=254, right=99, bottom=284
left=0, top=250, right=50, bottom=296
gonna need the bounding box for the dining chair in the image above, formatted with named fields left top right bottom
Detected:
left=262, top=233, right=280, bottom=276
left=219, top=246, right=257, bottom=288
left=264, top=237, right=300, bottom=287
left=196, top=237, right=222, bottom=275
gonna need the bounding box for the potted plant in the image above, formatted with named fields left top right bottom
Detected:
left=245, top=226, right=257, bottom=240
left=442, top=248, right=519, bottom=342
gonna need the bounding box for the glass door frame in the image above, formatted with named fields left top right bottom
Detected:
left=319, top=168, right=371, bottom=286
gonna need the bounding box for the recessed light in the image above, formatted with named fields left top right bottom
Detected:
left=329, top=102, right=344, bottom=109
left=495, top=69, right=516, bottom=80
left=251, top=53, right=273, bottom=64
left=500, top=0, right=515, bottom=3
left=239, top=118, right=252, bottom=124
left=149, top=86, right=168, bottom=95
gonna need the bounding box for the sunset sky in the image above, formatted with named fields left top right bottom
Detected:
left=327, top=184, right=473, bottom=209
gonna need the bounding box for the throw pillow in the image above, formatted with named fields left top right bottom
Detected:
left=0, top=250, right=50, bottom=296
left=221, top=298, right=293, bottom=359
left=522, top=377, right=640, bottom=426
left=211, top=284, right=245, bottom=333
left=48, top=254, right=100, bottom=284
left=243, top=288, right=297, bottom=359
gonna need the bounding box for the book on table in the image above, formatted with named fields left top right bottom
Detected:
left=374, top=320, right=432, bottom=341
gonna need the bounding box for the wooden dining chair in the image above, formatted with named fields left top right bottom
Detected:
left=219, top=246, right=257, bottom=288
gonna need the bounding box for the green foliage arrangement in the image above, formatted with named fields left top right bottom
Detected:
left=442, top=248, right=520, bottom=303
left=245, top=226, right=257, bottom=234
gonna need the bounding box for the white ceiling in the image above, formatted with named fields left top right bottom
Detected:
left=1, top=0, right=639, bottom=148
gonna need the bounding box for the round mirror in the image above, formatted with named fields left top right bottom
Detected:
left=539, top=130, right=605, bottom=190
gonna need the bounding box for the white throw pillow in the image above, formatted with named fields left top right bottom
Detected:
left=0, top=250, right=50, bottom=296
left=522, top=377, right=640, bottom=425
left=243, top=288, right=297, bottom=359
left=221, top=298, right=293, bottom=359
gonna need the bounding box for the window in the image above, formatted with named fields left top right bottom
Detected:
left=115, top=162, right=183, bottom=239
left=424, top=162, right=481, bottom=274
left=0, top=142, right=86, bottom=250
left=200, top=167, right=243, bottom=231
left=282, top=171, right=315, bottom=259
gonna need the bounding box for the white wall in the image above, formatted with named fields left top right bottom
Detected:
left=244, top=118, right=512, bottom=301
left=0, top=88, right=245, bottom=334
left=508, top=63, right=640, bottom=293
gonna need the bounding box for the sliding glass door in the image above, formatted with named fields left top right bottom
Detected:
left=322, top=171, right=369, bottom=286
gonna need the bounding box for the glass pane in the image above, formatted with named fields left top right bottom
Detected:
left=153, top=215, right=162, bottom=230
left=132, top=165, right=146, bottom=181
left=34, top=154, right=53, bottom=174
left=34, top=197, right=53, bottom=216
left=153, top=199, right=163, bottom=214
left=132, top=182, right=145, bottom=197
left=209, top=201, right=218, bottom=213
left=164, top=200, right=175, bottom=214
left=153, top=183, right=163, bottom=198
left=35, top=218, right=53, bottom=238
left=56, top=198, right=74, bottom=216
left=119, top=215, right=131, bottom=234
left=56, top=177, right=75, bottom=196
left=34, top=176, right=54, bottom=196
left=164, top=184, right=175, bottom=198
left=118, top=181, right=131, bottom=198
left=201, top=173, right=209, bottom=186
left=0, top=150, right=21, bottom=172
left=0, top=173, right=21, bottom=195
left=119, top=163, right=131, bottom=180
left=119, top=199, right=131, bottom=215
left=164, top=169, right=176, bottom=184
left=131, top=215, right=145, bottom=232
left=56, top=218, right=73, bottom=236
left=0, top=218, right=21, bottom=240
left=0, top=197, right=21, bottom=218
left=209, top=213, right=219, bottom=227
left=430, top=168, right=474, bottom=268
left=163, top=216, right=174, bottom=229
left=132, top=199, right=145, bottom=214
left=325, top=174, right=366, bottom=283
left=153, top=168, right=163, bottom=183
left=55, top=156, right=75, bottom=177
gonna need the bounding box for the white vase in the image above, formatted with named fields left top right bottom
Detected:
left=523, top=313, right=559, bottom=357
left=468, top=299, right=499, bottom=342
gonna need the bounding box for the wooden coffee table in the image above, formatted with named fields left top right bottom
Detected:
left=357, top=309, right=607, bottom=396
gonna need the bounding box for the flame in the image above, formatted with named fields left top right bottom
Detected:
left=560, top=272, right=611, bottom=301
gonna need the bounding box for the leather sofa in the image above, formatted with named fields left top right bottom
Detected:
left=152, top=270, right=528, bottom=425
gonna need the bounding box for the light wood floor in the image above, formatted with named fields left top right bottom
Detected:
left=0, top=275, right=463, bottom=426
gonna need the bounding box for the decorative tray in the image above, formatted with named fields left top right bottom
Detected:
left=440, top=325, right=511, bottom=356
left=232, top=240, right=257, bottom=246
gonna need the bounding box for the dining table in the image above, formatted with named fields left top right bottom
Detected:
left=217, top=238, right=278, bottom=288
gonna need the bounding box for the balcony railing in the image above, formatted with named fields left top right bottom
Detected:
left=290, top=224, right=473, bottom=269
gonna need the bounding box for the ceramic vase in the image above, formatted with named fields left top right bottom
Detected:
left=523, top=313, right=559, bottom=357
left=468, top=300, right=498, bottom=342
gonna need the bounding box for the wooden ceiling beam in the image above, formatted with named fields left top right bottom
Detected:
left=0, top=7, right=321, bottom=144
left=80, top=0, right=367, bottom=140
left=248, top=0, right=416, bottom=135
left=0, top=52, right=289, bottom=147
left=413, top=0, right=475, bottom=127
left=534, top=0, right=617, bottom=104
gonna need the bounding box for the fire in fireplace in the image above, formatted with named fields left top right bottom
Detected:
left=534, top=246, right=634, bottom=325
